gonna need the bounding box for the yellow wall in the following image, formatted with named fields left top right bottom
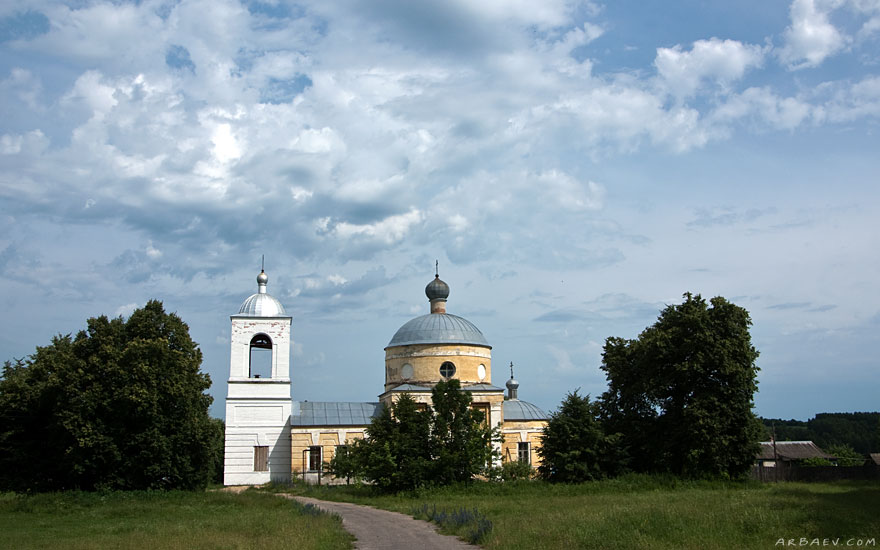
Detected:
left=501, top=419, right=547, bottom=468
left=290, top=427, right=368, bottom=473
left=384, top=343, right=491, bottom=390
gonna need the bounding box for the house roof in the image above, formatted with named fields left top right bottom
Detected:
left=290, top=401, right=382, bottom=427
left=757, top=441, right=835, bottom=461
left=869, top=453, right=880, bottom=465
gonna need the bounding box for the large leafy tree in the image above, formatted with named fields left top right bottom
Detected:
left=538, top=390, right=624, bottom=482
left=0, top=300, right=222, bottom=491
left=329, top=379, right=496, bottom=492
left=600, top=293, right=763, bottom=479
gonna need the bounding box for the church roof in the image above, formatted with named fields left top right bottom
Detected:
left=290, top=401, right=382, bottom=427
left=503, top=399, right=549, bottom=421
left=384, top=383, right=504, bottom=394
left=235, top=293, right=287, bottom=317
left=233, top=269, right=288, bottom=317
left=386, top=313, right=489, bottom=348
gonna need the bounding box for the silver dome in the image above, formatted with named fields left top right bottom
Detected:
left=234, top=269, right=289, bottom=317
left=386, top=313, right=490, bottom=348
left=503, top=400, right=548, bottom=421
left=236, top=293, right=287, bottom=317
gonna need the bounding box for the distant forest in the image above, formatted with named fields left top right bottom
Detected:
left=760, top=412, right=880, bottom=455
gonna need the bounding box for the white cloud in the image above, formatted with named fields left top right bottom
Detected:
left=711, top=87, right=814, bottom=130
left=328, top=274, right=347, bottom=286
left=536, top=171, right=604, bottom=211
left=655, top=38, right=765, bottom=99
left=778, top=0, right=850, bottom=69
left=63, top=70, right=118, bottom=117
left=290, top=127, right=346, bottom=154
left=461, top=0, right=582, bottom=29
left=146, top=241, right=162, bottom=260
left=823, top=75, right=880, bottom=121
left=210, top=123, right=242, bottom=163
left=115, top=302, right=138, bottom=317
left=331, top=209, right=424, bottom=245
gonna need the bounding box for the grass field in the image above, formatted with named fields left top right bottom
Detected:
left=282, top=475, right=880, bottom=549
left=0, top=489, right=352, bottom=550
left=2, top=478, right=876, bottom=549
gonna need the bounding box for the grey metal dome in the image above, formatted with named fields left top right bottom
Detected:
left=386, top=313, right=490, bottom=348
left=503, top=400, right=548, bottom=421
left=425, top=275, right=449, bottom=301
left=235, top=270, right=288, bottom=317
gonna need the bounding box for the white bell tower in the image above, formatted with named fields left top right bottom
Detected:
left=224, top=268, right=292, bottom=485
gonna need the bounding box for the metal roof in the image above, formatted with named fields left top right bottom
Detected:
left=290, top=401, right=382, bottom=427
left=756, top=441, right=835, bottom=461
left=463, top=383, right=503, bottom=392
left=234, top=271, right=288, bottom=317
left=386, top=313, right=490, bottom=348
left=387, top=383, right=432, bottom=392
left=503, top=399, right=549, bottom=421
left=235, top=292, right=288, bottom=317
left=384, top=383, right=504, bottom=393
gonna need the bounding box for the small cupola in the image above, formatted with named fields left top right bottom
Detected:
left=506, top=361, right=519, bottom=400
left=425, top=261, right=449, bottom=314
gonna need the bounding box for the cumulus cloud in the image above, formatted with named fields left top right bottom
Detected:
left=655, top=38, right=765, bottom=99
left=329, top=209, right=424, bottom=245
left=710, top=87, right=814, bottom=130
left=778, top=0, right=850, bottom=69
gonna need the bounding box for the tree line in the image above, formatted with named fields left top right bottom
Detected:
left=7, top=291, right=867, bottom=493
left=760, top=413, right=880, bottom=455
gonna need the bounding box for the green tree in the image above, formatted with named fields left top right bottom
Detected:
left=328, top=380, right=496, bottom=492
left=429, top=379, right=497, bottom=486
left=876, top=417, right=880, bottom=453
left=538, top=390, right=624, bottom=482
left=0, top=300, right=221, bottom=492
left=826, top=444, right=865, bottom=466
left=600, top=293, right=763, bottom=479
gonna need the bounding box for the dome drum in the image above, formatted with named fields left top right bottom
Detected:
left=384, top=343, right=491, bottom=391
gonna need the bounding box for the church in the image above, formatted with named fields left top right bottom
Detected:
left=223, top=267, right=549, bottom=485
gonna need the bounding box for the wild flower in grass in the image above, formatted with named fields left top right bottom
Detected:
left=291, top=500, right=340, bottom=520
left=412, top=503, right=493, bottom=544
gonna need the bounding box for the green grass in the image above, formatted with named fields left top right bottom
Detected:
left=277, top=475, right=880, bottom=549
left=0, top=490, right=352, bottom=550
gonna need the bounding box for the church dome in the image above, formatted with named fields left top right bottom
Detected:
left=502, top=400, right=548, bottom=421
left=386, top=313, right=489, bottom=348
left=235, top=269, right=288, bottom=317
left=425, top=275, right=449, bottom=301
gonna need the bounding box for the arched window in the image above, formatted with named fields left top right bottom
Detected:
left=249, top=333, right=273, bottom=378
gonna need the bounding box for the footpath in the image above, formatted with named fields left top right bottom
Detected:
left=287, top=495, right=480, bottom=550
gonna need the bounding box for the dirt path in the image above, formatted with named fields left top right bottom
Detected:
left=287, top=495, right=480, bottom=550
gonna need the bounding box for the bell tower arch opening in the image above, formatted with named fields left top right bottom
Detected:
left=249, top=333, right=273, bottom=378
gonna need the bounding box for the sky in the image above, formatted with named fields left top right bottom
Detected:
left=1, top=0, right=878, bottom=421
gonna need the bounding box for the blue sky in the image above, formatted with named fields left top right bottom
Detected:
left=1, top=0, right=878, bottom=420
